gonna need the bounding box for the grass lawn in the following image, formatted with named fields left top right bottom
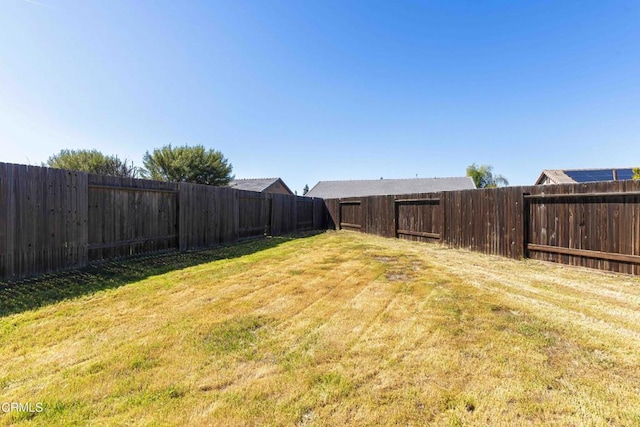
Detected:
left=1, top=230, right=640, bottom=426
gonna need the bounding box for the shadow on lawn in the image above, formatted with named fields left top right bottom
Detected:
left=0, top=231, right=324, bottom=318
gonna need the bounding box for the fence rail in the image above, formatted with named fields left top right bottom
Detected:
left=0, top=162, right=325, bottom=281
left=325, top=180, right=640, bottom=275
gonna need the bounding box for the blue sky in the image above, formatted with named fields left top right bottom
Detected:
left=2, top=0, right=639, bottom=193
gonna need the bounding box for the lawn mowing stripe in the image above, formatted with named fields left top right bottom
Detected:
left=411, top=243, right=640, bottom=345
left=272, top=263, right=376, bottom=331
left=452, top=266, right=640, bottom=337
left=457, top=261, right=640, bottom=314
left=342, top=282, right=405, bottom=353
left=313, top=280, right=402, bottom=359
left=421, top=244, right=640, bottom=306
left=525, top=270, right=640, bottom=300
left=466, top=278, right=640, bottom=351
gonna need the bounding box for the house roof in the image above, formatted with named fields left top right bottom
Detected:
left=306, top=177, right=476, bottom=199
left=228, top=178, right=293, bottom=194
left=535, top=168, right=635, bottom=185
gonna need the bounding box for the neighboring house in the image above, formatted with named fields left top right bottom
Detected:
left=228, top=178, right=294, bottom=195
left=535, top=168, right=635, bottom=185
left=306, top=177, right=476, bottom=199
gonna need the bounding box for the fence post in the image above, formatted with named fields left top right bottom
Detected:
left=392, top=196, right=398, bottom=238
left=439, top=191, right=446, bottom=246
left=293, top=195, right=298, bottom=233
left=177, top=183, right=183, bottom=251
left=522, top=192, right=530, bottom=259
left=264, top=194, right=272, bottom=236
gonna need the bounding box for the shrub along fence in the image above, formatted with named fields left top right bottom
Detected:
left=0, top=162, right=325, bottom=281
left=324, top=180, right=640, bottom=275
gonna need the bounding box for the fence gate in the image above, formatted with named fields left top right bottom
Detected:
left=339, top=200, right=362, bottom=231
left=394, top=197, right=442, bottom=241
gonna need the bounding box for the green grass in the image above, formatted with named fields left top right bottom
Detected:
left=2, top=230, right=640, bottom=425
left=0, top=234, right=312, bottom=317
left=202, top=315, right=268, bottom=355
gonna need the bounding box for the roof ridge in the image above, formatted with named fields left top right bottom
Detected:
left=231, top=177, right=279, bottom=181
left=316, top=176, right=469, bottom=183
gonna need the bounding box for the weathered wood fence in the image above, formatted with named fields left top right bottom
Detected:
left=0, top=162, right=325, bottom=281
left=4, top=161, right=639, bottom=280
left=325, top=180, right=640, bottom=275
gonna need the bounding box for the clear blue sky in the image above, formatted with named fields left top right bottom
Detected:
left=2, top=0, right=639, bottom=193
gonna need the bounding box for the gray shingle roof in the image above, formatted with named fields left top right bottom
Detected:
left=228, top=178, right=284, bottom=192
left=306, top=177, right=476, bottom=199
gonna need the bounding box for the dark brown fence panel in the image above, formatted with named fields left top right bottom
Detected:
left=339, top=199, right=362, bottom=231
left=179, top=183, right=239, bottom=250
left=395, top=193, right=442, bottom=242
left=270, top=193, right=297, bottom=235
left=296, top=198, right=314, bottom=230
left=363, top=196, right=395, bottom=238
left=0, top=163, right=88, bottom=280
left=324, top=199, right=340, bottom=230
left=441, top=187, right=523, bottom=259
left=239, top=192, right=269, bottom=239
left=526, top=180, right=640, bottom=275
left=87, top=175, right=178, bottom=261
left=313, top=198, right=325, bottom=230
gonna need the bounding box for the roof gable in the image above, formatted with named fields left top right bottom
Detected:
left=228, top=178, right=293, bottom=194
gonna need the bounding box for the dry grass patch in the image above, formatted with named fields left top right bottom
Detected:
left=1, top=231, right=640, bottom=425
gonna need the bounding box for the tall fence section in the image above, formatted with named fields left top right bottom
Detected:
left=0, top=162, right=324, bottom=281
left=325, top=180, right=640, bottom=275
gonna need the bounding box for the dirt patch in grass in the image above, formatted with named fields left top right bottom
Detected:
left=385, top=273, right=411, bottom=282
left=372, top=256, right=398, bottom=263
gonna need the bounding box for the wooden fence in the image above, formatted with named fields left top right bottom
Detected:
left=325, top=180, right=640, bottom=275
left=5, top=160, right=638, bottom=280
left=88, top=174, right=179, bottom=261
left=0, top=162, right=325, bottom=281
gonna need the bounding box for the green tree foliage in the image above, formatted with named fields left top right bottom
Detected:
left=45, top=149, right=139, bottom=177
left=633, top=168, right=640, bottom=180
left=466, top=163, right=509, bottom=188
left=141, top=144, right=233, bottom=185
left=303, top=184, right=309, bottom=195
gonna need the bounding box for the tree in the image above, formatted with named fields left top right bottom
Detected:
left=45, top=149, right=139, bottom=177
left=141, top=144, right=233, bottom=185
left=633, top=168, right=640, bottom=180
left=302, top=184, right=309, bottom=195
left=466, top=163, right=509, bottom=188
